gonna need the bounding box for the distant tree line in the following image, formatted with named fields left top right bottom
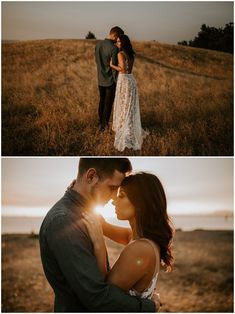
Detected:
left=85, top=31, right=96, bottom=39
left=178, top=22, right=233, bottom=54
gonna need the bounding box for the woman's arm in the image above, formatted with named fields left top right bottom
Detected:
left=110, top=52, right=126, bottom=73
left=106, top=240, right=153, bottom=291
left=83, top=213, right=151, bottom=290
left=99, top=215, right=132, bottom=245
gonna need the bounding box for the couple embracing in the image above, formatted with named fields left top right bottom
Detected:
left=95, top=26, right=148, bottom=152
left=39, top=158, right=174, bottom=312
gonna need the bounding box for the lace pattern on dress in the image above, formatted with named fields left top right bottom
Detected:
left=129, top=275, right=158, bottom=299
left=112, top=73, right=148, bottom=152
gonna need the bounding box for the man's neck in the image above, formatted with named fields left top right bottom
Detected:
left=72, top=180, right=86, bottom=199
left=72, top=180, right=95, bottom=211
left=107, top=35, right=115, bottom=42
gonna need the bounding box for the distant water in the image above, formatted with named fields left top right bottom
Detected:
left=1, top=214, right=233, bottom=234
left=2, top=216, right=44, bottom=234
left=172, top=214, right=233, bottom=231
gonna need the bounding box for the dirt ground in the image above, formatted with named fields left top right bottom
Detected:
left=2, top=230, right=233, bottom=312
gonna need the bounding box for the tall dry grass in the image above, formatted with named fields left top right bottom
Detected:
left=105, top=230, right=234, bottom=312
left=2, top=230, right=233, bottom=312
left=2, top=39, right=233, bottom=155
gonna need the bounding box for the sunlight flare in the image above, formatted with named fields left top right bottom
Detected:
left=93, top=201, right=116, bottom=220
left=93, top=205, right=104, bottom=215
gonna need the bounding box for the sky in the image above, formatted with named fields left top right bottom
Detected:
left=2, top=1, right=233, bottom=44
left=1, top=157, right=233, bottom=217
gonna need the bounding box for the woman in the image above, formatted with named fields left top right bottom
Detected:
left=110, top=35, right=148, bottom=152
left=82, top=172, right=174, bottom=302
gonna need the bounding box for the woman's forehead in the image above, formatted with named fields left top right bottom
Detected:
left=118, top=186, right=126, bottom=193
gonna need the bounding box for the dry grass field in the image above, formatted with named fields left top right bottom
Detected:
left=2, top=39, right=233, bottom=156
left=2, top=230, right=233, bottom=312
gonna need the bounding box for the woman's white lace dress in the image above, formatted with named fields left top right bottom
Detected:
left=112, top=53, right=148, bottom=152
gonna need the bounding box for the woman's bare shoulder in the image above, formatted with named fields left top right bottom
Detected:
left=107, top=238, right=156, bottom=290
left=117, top=51, right=125, bottom=59
left=118, top=50, right=125, bottom=55
left=121, top=239, right=157, bottom=265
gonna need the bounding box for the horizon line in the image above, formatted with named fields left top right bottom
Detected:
left=2, top=211, right=234, bottom=218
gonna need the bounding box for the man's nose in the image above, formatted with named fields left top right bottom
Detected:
left=111, top=190, right=118, bottom=200
left=111, top=192, right=118, bottom=203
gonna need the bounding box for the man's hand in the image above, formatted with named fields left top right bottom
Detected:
left=151, top=292, right=162, bottom=312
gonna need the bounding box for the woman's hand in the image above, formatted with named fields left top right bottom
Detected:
left=97, top=214, right=107, bottom=228
left=110, top=59, right=113, bottom=68
left=82, top=211, right=108, bottom=276
left=151, top=292, right=162, bottom=312
left=82, top=212, right=104, bottom=248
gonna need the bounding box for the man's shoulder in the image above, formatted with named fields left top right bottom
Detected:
left=40, top=204, right=83, bottom=243
left=96, top=39, right=116, bottom=49
left=40, top=196, right=70, bottom=230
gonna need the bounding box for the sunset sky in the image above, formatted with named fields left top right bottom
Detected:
left=2, top=158, right=233, bottom=217
left=2, top=1, right=233, bottom=44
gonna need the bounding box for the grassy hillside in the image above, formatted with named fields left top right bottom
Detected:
left=2, top=39, right=233, bottom=155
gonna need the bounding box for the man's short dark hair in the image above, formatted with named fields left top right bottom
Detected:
left=110, top=26, right=124, bottom=37
left=78, top=158, right=132, bottom=179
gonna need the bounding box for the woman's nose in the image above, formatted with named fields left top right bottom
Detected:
left=112, top=195, right=118, bottom=206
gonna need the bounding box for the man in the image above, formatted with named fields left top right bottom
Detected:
left=39, top=158, right=159, bottom=312
left=95, top=26, right=124, bottom=131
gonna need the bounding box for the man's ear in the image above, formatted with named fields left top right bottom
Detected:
left=86, top=168, right=99, bottom=185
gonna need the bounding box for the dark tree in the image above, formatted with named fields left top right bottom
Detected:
left=222, top=22, right=234, bottom=53
left=178, top=40, right=188, bottom=46
left=178, top=22, right=233, bottom=53
left=85, top=31, right=96, bottom=39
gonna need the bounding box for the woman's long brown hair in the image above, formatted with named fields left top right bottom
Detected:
left=118, top=34, right=135, bottom=60
left=121, top=172, right=174, bottom=272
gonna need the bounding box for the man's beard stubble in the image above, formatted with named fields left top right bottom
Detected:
left=90, top=183, right=104, bottom=206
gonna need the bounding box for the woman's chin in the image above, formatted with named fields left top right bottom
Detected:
left=115, top=213, right=125, bottom=221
